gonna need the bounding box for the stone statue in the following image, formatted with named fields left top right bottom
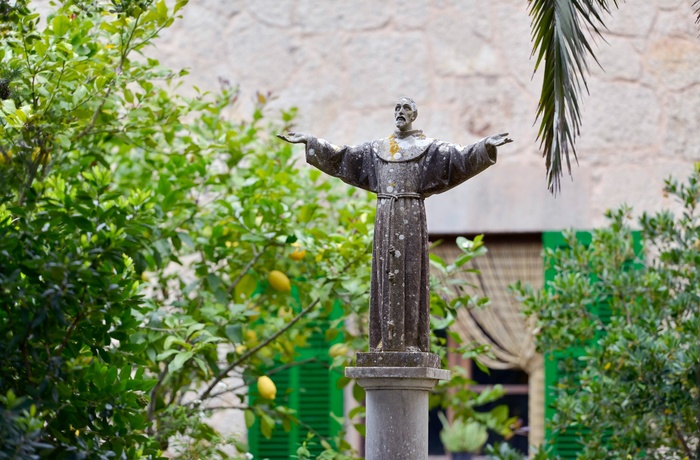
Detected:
left=278, top=97, right=512, bottom=354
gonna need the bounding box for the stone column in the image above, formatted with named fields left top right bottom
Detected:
left=345, top=352, right=450, bottom=460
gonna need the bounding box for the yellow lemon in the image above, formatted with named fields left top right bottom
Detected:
left=268, top=270, right=291, bottom=292
left=257, top=375, right=276, bottom=400
left=244, top=330, right=258, bottom=345
left=0, top=149, right=12, bottom=165
left=141, top=272, right=150, bottom=282
left=289, top=243, right=306, bottom=261
left=258, top=347, right=273, bottom=359
left=329, top=343, right=348, bottom=358
left=235, top=344, right=247, bottom=355
left=278, top=306, right=293, bottom=319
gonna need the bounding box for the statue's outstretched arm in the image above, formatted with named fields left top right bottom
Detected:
left=277, top=132, right=310, bottom=144
left=484, top=132, right=513, bottom=149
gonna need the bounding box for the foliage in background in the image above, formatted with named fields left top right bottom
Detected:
left=427, top=236, right=520, bottom=453
left=0, top=0, right=375, bottom=458
left=517, top=165, right=700, bottom=459
left=484, top=442, right=554, bottom=460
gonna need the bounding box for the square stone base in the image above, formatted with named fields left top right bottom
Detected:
left=355, top=351, right=441, bottom=368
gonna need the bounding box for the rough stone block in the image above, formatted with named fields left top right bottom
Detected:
left=345, top=366, right=450, bottom=381
left=355, top=351, right=441, bottom=368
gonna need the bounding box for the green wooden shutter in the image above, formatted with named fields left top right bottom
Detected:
left=248, top=316, right=344, bottom=459
left=542, top=231, right=641, bottom=458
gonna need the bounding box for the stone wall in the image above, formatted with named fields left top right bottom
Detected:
left=150, top=0, right=700, bottom=234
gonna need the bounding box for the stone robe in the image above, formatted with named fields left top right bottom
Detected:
left=305, top=129, right=497, bottom=352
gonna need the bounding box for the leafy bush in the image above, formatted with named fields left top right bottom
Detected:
left=0, top=1, right=374, bottom=458
left=518, top=165, right=700, bottom=459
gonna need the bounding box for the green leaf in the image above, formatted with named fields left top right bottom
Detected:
left=260, top=413, right=274, bottom=438
left=244, top=409, right=255, bottom=428
left=429, top=252, right=447, bottom=268
left=234, top=274, right=257, bottom=302
left=348, top=405, right=365, bottom=419
left=156, top=0, right=168, bottom=18
left=352, top=381, right=365, bottom=402
left=225, top=324, right=242, bottom=343
left=0, top=99, right=16, bottom=116
left=52, top=15, right=70, bottom=36
left=168, top=350, right=194, bottom=373
left=163, top=335, right=186, bottom=350
left=73, top=85, right=88, bottom=105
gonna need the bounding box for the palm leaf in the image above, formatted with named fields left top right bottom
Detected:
left=529, top=0, right=618, bottom=194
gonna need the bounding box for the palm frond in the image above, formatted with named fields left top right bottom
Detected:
left=529, top=0, right=618, bottom=194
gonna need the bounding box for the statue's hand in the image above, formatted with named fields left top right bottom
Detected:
left=277, top=132, right=309, bottom=144
left=485, top=132, right=513, bottom=148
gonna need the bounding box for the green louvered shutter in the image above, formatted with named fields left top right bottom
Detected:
left=248, top=322, right=344, bottom=459
left=250, top=367, right=296, bottom=459
left=542, top=231, right=590, bottom=459
left=542, top=231, right=641, bottom=458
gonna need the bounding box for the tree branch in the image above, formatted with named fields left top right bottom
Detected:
left=670, top=420, right=692, bottom=459
left=205, top=358, right=321, bottom=401
left=226, top=243, right=271, bottom=296
left=198, top=298, right=320, bottom=402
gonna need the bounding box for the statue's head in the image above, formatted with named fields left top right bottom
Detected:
left=394, top=97, right=417, bottom=131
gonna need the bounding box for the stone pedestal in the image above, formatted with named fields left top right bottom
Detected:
left=345, top=352, right=450, bottom=460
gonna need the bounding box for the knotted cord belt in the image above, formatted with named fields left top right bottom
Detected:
left=376, top=192, right=423, bottom=201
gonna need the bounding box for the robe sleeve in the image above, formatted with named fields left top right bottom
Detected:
left=419, top=138, right=497, bottom=197
left=305, top=137, right=377, bottom=193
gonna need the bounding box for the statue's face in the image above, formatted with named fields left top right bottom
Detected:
left=394, top=99, right=415, bottom=130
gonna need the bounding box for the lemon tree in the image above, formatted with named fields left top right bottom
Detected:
left=0, top=1, right=374, bottom=458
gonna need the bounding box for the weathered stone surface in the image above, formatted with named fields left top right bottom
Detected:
left=156, top=2, right=242, bottom=64
left=494, top=2, right=539, bottom=89
left=426, top=163, right=592, bottom=233
left=607, top=0, right=656, bottom=37
left=344, top=33, right=430, bottom=109
left=588, top=163, right=693, bottom=224
left=246, top=0, right=293, bottom=27
left=296, top=0, right=391, bottom=31
left=663, top=87, right=700, bottom=160
left=428, top=12, right=498, bottom=77
left=654, top=4, right=699, bottom=37
left=393, top=0, right=431, bottom=28
left=222, top=20, right=303, bottom=92
left=646, top=37, right=700, bottom=91
left=346, top=367, right=449, bottom=460
left=440, top=1, right=493, bottom=39
left=456, top=76, right=519, bottom=138
left=592, top=37, right=643, bottom=81
left=578, top=81, right=660, bottom=154
left=345, top=366, right=450, bottom=381
left=658, top=0, right=685, bottom=10
left=355, top=351, right=441, bottom=368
